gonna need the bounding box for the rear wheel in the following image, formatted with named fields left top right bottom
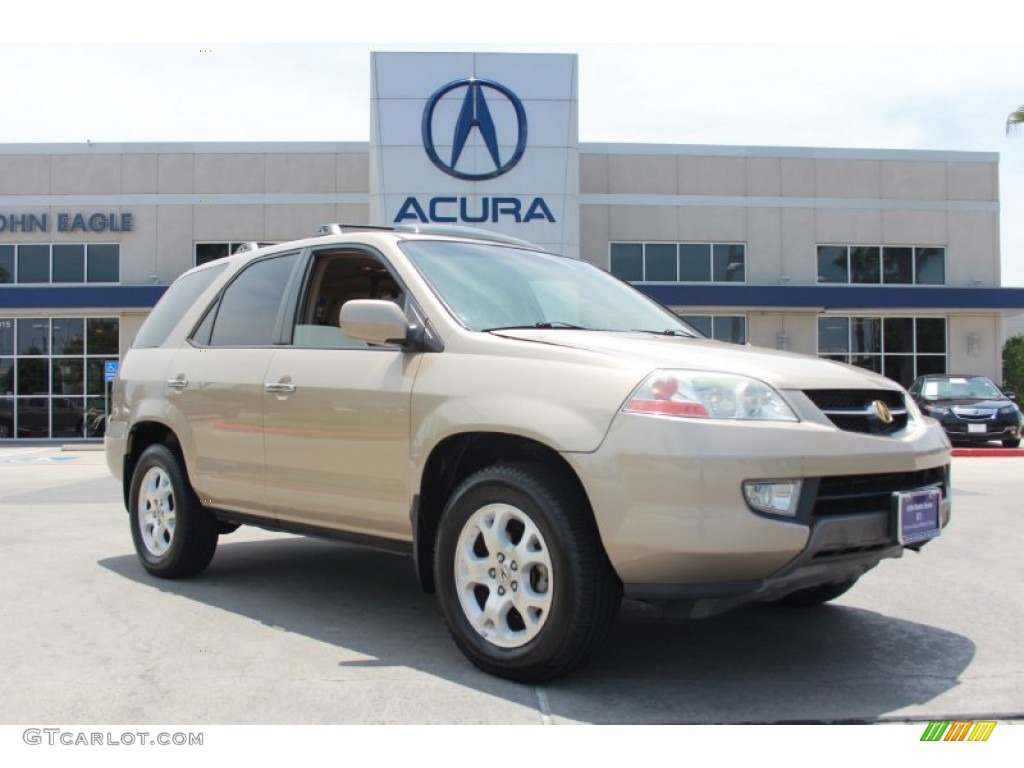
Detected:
left=128, top=444, right=219, bottom=579
left=774, top=578, right=857, bottom=607
left=434, top=463, right=620, bottom=682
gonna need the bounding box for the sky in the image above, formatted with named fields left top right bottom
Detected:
left=2, top=3, right=1023, bottom=285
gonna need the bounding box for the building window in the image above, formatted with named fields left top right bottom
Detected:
left=610, top=242, right=746, bottom=283
left=678, top=314, right=747, bottom=344
left=195, top=241, right=276, bottom=266
left=0, top=315, right=119, bottom=440
left=817, top=316, right=946, bottom=387
left=817, top=245, right=945, bottom=285
left=0, top=243, right=120, bottom=284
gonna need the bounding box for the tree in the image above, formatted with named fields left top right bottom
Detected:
left=1003, top=334, right=1024, bottom=395
left=1008, top=106, right=1024, bottom=134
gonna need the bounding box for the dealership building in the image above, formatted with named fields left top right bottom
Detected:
left=2, top=51, right=1023, bottom=440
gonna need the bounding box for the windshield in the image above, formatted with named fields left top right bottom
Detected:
left=401, top=240, right=698, bottom=336
left=921, top=377, right=1002, bottom=400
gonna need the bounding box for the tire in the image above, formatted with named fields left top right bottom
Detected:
left=774, top=578, right=857, bottom=608
left=128, top=444, right=219, bottom=579
left=434, top=463, right=621, bottom=683
left=1002, top=438, right=1021, bottom=448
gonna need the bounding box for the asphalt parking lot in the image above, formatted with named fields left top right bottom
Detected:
left=1, top=444, right=1022, bottom=725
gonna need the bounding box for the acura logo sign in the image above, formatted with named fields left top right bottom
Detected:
left=421, top=78, right=528, bottom=181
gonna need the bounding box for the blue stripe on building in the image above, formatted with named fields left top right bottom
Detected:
left=638, top=285, right=1024, bottom=312
left=0, top=285, right=168, bottom=310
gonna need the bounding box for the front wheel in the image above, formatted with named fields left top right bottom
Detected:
left=1002, top=438, right=1021, bottom=448
left=128, top=444, right=219, bottom=579
left=434, top=463, right=620, bottom=682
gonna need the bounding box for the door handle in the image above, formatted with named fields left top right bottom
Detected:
left=166, top=377, right=188, bottom=391
left=265, top=382, right=297, bottom=394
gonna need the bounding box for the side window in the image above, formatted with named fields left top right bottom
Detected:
left=207, top=253, right=299, bottom=347
left=291, top=251, right=405, bottom=349
left=134, top=263, right=228, bottom=348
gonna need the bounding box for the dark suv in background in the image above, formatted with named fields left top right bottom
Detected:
left=909, top=374, right=1022, bottom=448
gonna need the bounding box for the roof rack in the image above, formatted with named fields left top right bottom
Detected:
left=314, top=223, right=397, bottom=236
left=394, top=224, right=544, bottom=250
left=312, top=222, right=546, bottom=251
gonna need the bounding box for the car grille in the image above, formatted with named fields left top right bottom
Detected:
left=803, top=389, right=908, bottom=435
left=952, top=407, right=997, bottom=421
left=809, top=465, right=949, bottom=518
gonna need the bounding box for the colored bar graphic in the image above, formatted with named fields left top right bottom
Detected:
left=945, top=721, right=972, bottom=741
left=968, top=721, right=997, bottom=741
left=920, top=720, right=996, bottom=742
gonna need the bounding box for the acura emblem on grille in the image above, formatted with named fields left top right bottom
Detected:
left=872, top=400, right=894, bottom=424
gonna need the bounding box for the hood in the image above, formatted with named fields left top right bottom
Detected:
left=488, top=330, right=901, bottom=391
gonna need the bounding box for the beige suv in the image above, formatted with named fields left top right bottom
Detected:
left=106, top=225, right=952, bottom=681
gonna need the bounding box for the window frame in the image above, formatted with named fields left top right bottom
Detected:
left=193, top=251, right=303, bottom=349
left=816, top=314, right=947, bottom=387
left=817, top=244, right=947, bottom=286
left=609, top=241, right=747, bottom=284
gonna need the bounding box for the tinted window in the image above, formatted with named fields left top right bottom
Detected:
left=133, top=264, right=228, bottom=349
left=645, top=244, right=678, bottom=281
left=817, top=246, right=848, bottom=283
left=209, top=253, right=299, bottom=346
left=18, top=318, right=49, bottom=355
left=818, top=317, right=849, bottom=353
left=87, top=318, right=119, bottom=355
left=713, top=244, right=745, bottom=282
left=882, top=247, right=913, bottom=284
left=17, top=245, right=50, bottom=283
left=52, top=318, right=85, bottom=355
left=0, top=245, right=13, bottom=283
left=609, top=243, right=643, bottom=281
left=916, top=248, right=945, bottom=285
left=86, top=244, right=119, bottom=282
left=679, top=244, right=711, bottom=281
left=850, top=246, right=880, bottom=284
left=52, top=245, right=85, bottom=283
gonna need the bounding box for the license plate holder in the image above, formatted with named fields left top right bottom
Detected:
left=893, top=488, right=942, bottom=545
left=968, top=423, right=987, bottom=434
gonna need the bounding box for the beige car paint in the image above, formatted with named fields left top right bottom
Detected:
left=107, top=230, right=952, bottom=592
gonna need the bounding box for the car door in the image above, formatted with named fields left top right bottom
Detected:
left=168, top=250, right=301, bottom=515
left=263, top=247, right=421, bottom=539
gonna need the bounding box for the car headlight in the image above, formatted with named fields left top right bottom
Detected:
left=622, top=370, right=797, bottom=421
left=1000, top=405, right=1020, bottom=416
left=926, top=404, right=951, bottom=416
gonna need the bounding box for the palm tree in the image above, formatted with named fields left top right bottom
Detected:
left=1008, top=105, right=1024, bottom=134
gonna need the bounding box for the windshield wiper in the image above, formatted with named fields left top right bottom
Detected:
left=629, top=328, right=694, bottom=337
left=484, top=322, right=587, bottom=331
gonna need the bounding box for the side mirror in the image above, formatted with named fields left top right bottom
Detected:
left=339, top=300, right=415, bottom=347
left=1003, top=391, right=1016, bottom=401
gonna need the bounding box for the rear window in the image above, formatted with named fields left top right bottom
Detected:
left=132, top=264, right=227, bottom=348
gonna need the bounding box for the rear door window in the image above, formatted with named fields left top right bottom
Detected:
left=205, top=253, right=300, bottom=347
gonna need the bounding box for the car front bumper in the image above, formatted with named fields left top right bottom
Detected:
left=936, top=415, right=1021, bottom=443
left=564, top=408, right=951, bottom=611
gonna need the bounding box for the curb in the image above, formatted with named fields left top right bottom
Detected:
left=952, top=447, right=1024, bottom=457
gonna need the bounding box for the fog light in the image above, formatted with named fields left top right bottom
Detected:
left=744, top=480, right=802, bottom=517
